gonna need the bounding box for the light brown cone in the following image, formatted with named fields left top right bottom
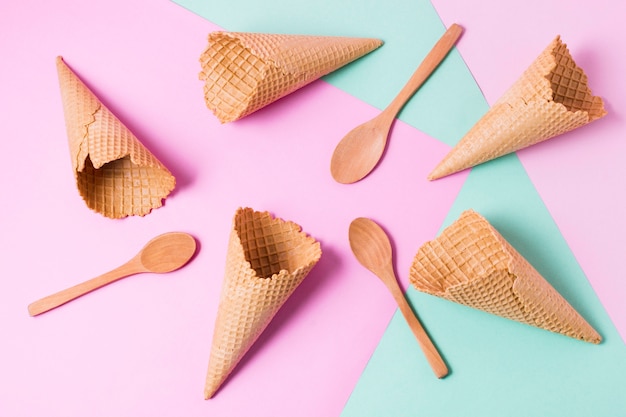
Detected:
left=204, top=207, right=322, bottom=399
left=409, top=210, right=601, bottom=344
left=429, top=36, right=606, bottom=180
left=198, top=32, right=383, bottom=123
left=56, top=57, right=175, bottom=218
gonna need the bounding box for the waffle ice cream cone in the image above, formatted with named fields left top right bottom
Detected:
left=429, top=36, right=606, bottom=180
left=199, top=32, right=383, bottom=123
left=204, top=207, right=322, bottom=399
left=56, top=57, right=175, bottom=218
left=409, top=210, right=601, bottom=344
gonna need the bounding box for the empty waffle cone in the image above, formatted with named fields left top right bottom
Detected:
left=409, top=210, right=601, bottom=344
left=56, top=57, right=175, bottom=218
left=429, top=36, right=606, bottom=180
left=204, top=207, right=322, bottom=399
left=198, top=32, right=383, bottom=123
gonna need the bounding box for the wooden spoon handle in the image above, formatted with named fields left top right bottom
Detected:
left=385, top=270, right=448, bottom=378
left=385, top=23, right=463, bottom=118
left=28, top=261, right=141, bottom=316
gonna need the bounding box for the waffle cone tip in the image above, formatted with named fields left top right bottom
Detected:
left=204, top=385, right=217, bottom=400
left=427, top=163, right=453, bottom=181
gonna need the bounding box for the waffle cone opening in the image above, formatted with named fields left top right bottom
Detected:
left=199, top=35, right=271, bottom=123
left=544, top=38, right=605, bottom=120
left=235, top=207, right=321, bottom=278
left=76, top=156, right=175, bottom=218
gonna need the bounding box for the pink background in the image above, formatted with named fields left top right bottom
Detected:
left=1, top=1, right=464, bottom=415
left=1, top=0, right=623, bottom=416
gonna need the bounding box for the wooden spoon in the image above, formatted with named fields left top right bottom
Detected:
left=28, top=232, right=197, bottom=316
left=348, top=217, right=448, bottom=378
left=330, top=24, right=463, bottom=184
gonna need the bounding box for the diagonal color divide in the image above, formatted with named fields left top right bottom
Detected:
left=341, top=157, right=626, bottom=416
left=173, top=0, right=626, bottom=415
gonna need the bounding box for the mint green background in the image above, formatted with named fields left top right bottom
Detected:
left=174, top=0, right=626, bottom=414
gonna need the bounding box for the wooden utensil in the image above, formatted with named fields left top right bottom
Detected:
left=348, top=217, right=448, bottom=378
left=28, top=232, right=197, bottom=316
left=330, top=24, right=463, bottom=184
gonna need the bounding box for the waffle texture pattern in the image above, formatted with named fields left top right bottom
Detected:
left=429, top=36, right=606, bottom=180
left=204, top=208, right=322, bottom=398
left=56, top=57, right=175, bottom=218
left=410, top=210, right=601, bottom=343
left=199, top=32, right=382, bottom=123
